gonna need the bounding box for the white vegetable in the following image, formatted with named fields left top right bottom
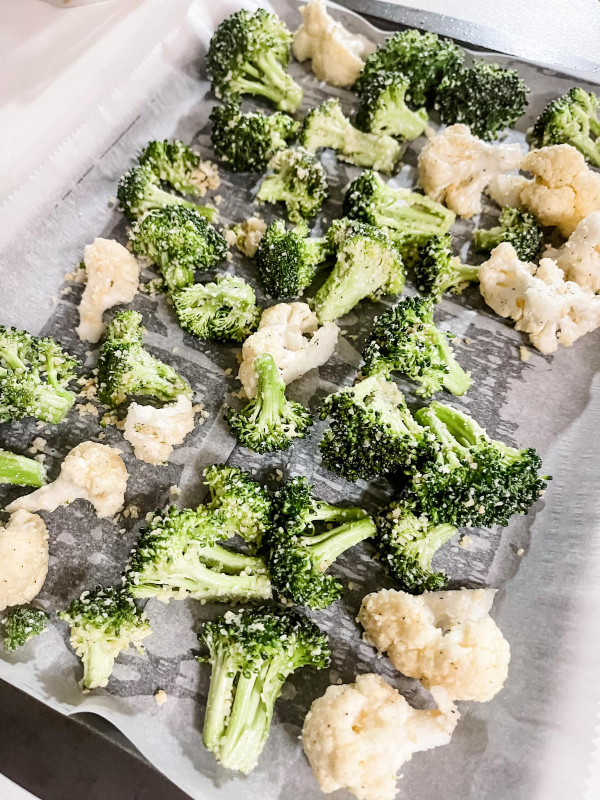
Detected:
left=76, top=238, right=140, bottom=343
left=238, top=302, right=339, bottom=397
left=555, top=212, right=600, bottom=293
left=479, top=242, right=600, bottom=354
left=292, top=0, right=375, bottom=88
left=6, top=442, right=128, bottom=519
left=358, top=588, right=510, bottom=703
left=0, top=511, right=49, bottom=612
left=302, top=673, right=459, bottom=800
left=123, top=395, right=196, bottom=465
left=418, top=124, right=522, bottom=218
left=224, top=217, right=267, bottom=258
left=486, top=173, right=529, bottom=210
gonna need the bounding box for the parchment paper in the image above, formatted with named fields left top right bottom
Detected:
left=1, top=3, right=600, bottom=799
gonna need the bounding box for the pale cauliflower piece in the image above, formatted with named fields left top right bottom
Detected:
left=238, top=302, right=339, bottom=397
left=486, top=173, right=529, bottom=210
left=7, top=442, right=128, bottom=519
left=224, top=217, right=267, bottom=258
left=123, top=395, right=195, bottom=465
left=418, top=124, right=522, bottom=218
left=0, top=511, right=49, bottom=612
left=293, top=0, right=375, bottom=88
left=302, top=673, right=458, bottom=800
left=479, top=242, right=600, bottom=354
left=556, top=212, right=600, bottom=293
left=76, top=238, right=140, bottom=343
left=520, top=145, right=600, bottom=237
left=358, top=588, right=510, bottom=703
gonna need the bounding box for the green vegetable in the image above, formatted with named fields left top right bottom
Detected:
left=531, top=87, right=600, bottom=167
left=138, top=139, right=211, bottom=196
left=473, top=207, right=544, bottom=261
left=172, top=276, right=261, bottom=342
left=0, top=449, right=47, bottom=487
left=355, top=71, right=428, bottom=140
left=2, top=606, right=48, bottom=651
left=203, top=463, right=273, bottom=545
left=256, top=147, right=328, bottom=223
left=413, top=234, right=480, bottom=303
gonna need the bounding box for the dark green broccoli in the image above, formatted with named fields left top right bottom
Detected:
left=123, top=506, right=271, bottom=603
left=376, top=500, right=456, bottom=594
left=362, top=296, right=472, bottom=397
left=255, top=219, right=331, bottom=299
left=2, top=606, right=48, bottom=651
left=58, top=587, right=151, bottom=690
left=256, top=147, right=328, bottom=223
left=264, top=476, right=376, bottom=608
left=435, top=61, right=529, bottom=141
left=531, top=87, right=600, bottom=167
left=313, top=218, right=405, bottom=323
left=203, top=463, right=273, bottom=544
left=355, top=71, right=428, bottom=140
left=206, top=8, right=303, bottom=112
left=226, top=354, right=312, bottom=454
left=172, top=276, right=261, bottom=342
left=0, top=326, right=78, bottom=424
left=210, top=102, right=299, bottom=172
left=198, top=606, right=330, bottom=774
left=130, top=205, right=228, bottom=292
left=0, top=449, right=47, bottom=487
left=355, top=29, right=464, bottom=107
left=299, top=98, right=401, bottom=174
left=413, top=234, right=480, bottom=303
left=97, top=310, right=190, bottom=407
left=138, top=139, right=213, bottom=196
left=473, top=207, right=543, bottom=261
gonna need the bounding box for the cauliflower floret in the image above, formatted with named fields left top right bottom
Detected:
left=486, top=173, right=529, bottom=210
left=358, top=588, right=510, bottom=703
left=520, top=145, right=600, bottom=237
left=238, top=302, right=339, bottom=397
left=556, top=212, right=600, bottom=293
left=418, top=124, right=522, bottom=218
left=7, top=442, right=128, bottom=519
left=0, top=511, right=49, bottom=612
left=292, top=0, right=375, bottom=88
left=224, top=216, right=268, bottom=258
left=302, top=673, right=458, bottom=800
left=76, top=238, right=140, bottom=343
left=479, top=242, right=600, bottom=353
left=123, top=395, right=195, bottom=465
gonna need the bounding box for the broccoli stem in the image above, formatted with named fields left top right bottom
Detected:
left=129, top=352, right=189, bottom=402
left=473, top=228, right=504, bottom=252
left=203, top=643, right=234, bottom=752
left=147, top=185, right=216, bottom=222
left=440, top=264, right=481, bottom=295
left=253, top=354, right=287, bottom=427
left=239, top=52, right=302, bottom=112
left=0, top=450, right=46, bottom=487
left=432, top=333, right=472, bottom=396
left=302, top=517, right=376, bottom=571
left=34, top=385, right=75, bottom=423
left=426, top=402, right=487, bottom=448
left=405, top=523, right=456, bottom=571
left=376, top=204, right=448, bottom=236
left=82, top=640, right=116, bottom=690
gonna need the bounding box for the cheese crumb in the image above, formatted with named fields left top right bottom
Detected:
left=519, top=346, right=531, bottom=362
left=170, top=485, right=181, bottom=498
left=154, top=689, right=168, bottom=706
left=516, top=547, right=524, bottom=556
left=459, top=534, right=472, bottom=548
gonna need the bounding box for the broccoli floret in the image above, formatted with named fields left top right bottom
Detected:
left=413, top=234, right=480, bottom=303
left=355, top=29, right=464, bottom=107
left=198, top=606, right=330, bottom=774
left=0, top=448, right=47, bottom=487
left=210, top=102, right=299, bottom=172
left=130, top=205, right=228, bottom=292
left=97, top=310, right=190, bottom=406
left=264, top=476, right=376, bottom=608
left=256, top=147, right=328, bottom=223
left=172, top=276, right=261, bottom=343
left=58, top=587, right=151, bottom=690
left=226, top=354, right=312, bottom=454
left=2, top=606, right=48, bottom=651
left=410, top=401, right=548, bottom=528
left=0, top=326, right=78, bottom=424
left=117, top=164, right=217, bottom=223
left=207, top=9, right=303, bottom=112
left=123, top=506, right=271, bottom=603
left=255, top=220, right=331, bottom=299
left=299, top=99, right=401, bottom=174
left=203, top=463, right=273, bottom=544
left=531, top=87, right=600, bottom=167
left=355, top=71, right=428, bottom=140
left=138, top=139, right=212, bottom=197
left=473, top=207, right=544, bottom=261
left=435, top=61, right=529, bottom=141
left=376, top=500, right=456, bottom=594
left=362, top=296, right=472, bottom=397
left=319, top=373, right=428, bottom=482
left=313, top=218, right=404, bottom=323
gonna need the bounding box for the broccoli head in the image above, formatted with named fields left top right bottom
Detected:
left=435, top=61, right=529, bottom=141
left=225, top=353, right=312, bottom=454
left=130, top=205, right=228, bottom=292
left=256, top=147, right=328, bottom=223
left=473, top=207, right=543, bottom=261
left=531, top=87, right=600, bottom=167
left=172, top=276, right=261, bottom=343
left=354, top=71, right=428, bottom=140
left=0, top=448, right=47, bottom=487
left=198, top=606, right=330, bottom=774
left=203, top=463, right=273, bottom=544
left=206, top=9, right=303, bottom=112
left=413, top=234, right=480, bottom=303
left=0, top=326, right=78, bottom=424
left=2, top=606, right=48, bottom=651
left=138, top=139, right=212, bottom=197
left=362, top=296, right=472, bottom=397
left=58, top=587, right=151, bottom=690
left=210, top=102, right=299, bottom=172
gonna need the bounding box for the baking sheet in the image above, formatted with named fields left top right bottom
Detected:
left=1, top=2, right=600, bottom=799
